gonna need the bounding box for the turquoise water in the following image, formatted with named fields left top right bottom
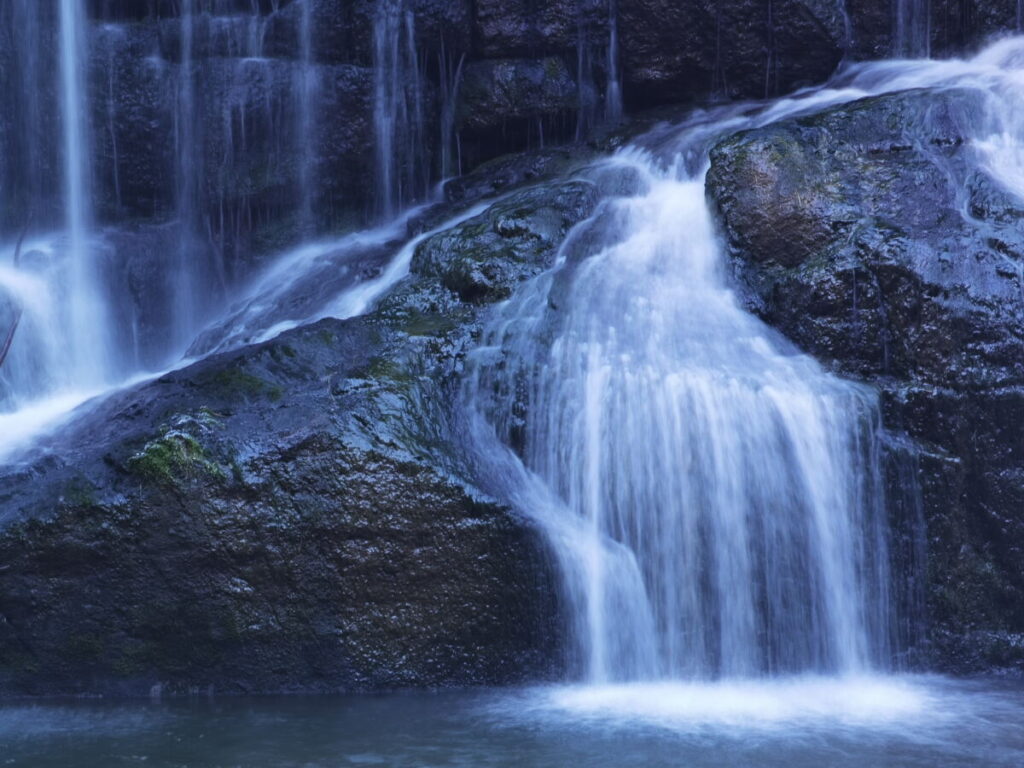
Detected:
left=2, top=676, right=1022, bottom=767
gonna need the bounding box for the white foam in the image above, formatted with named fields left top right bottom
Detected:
left=506, top=676, right=943, bottom=732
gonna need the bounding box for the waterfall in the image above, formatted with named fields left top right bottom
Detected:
left=374, top=0, right=402, bottom=218
left=3, top=1, right=51, bottom=234
left=460, top=40, right=1024, bottom=685
left=576, top=0, right=624, bottom=139
left=894, top=0, right=930, bottom=58
left=461, top=86, right=951, bottom=681
left=464, top=155, right=893, bottom=680
left=373, top=0, right=426, bottom=219
left=296, top=0, right=317, bottom=233
left=605, top=0, right=623, bottom=123
left=174, top=0, right=200, bottom=354
left=60, top=0, right=112, bottom=387
left=576, top=19, right=599, bottom=139
left=439, top=44, right=466, bottom=180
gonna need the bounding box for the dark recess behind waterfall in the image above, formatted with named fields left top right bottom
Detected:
left=4, top=0, right=1019, bottom=273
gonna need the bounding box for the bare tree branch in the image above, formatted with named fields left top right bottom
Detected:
left=0, top=312, right=21, bottom=370
left=12, top=212, right=30, bottom=267
left=0, top=215, right=32, bottom=371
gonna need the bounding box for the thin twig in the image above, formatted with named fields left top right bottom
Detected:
left=0, top=312, right=21, bottom=369
left=12, top=210, right=31, bottom=267
left=0, top=214, right=32, bottom=370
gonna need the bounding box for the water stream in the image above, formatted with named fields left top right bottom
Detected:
left=463, top=38, right=1024, bottom=689
left=3, top=5, right=1024, bottom=749
left=464, top=131, right=893, bottom=684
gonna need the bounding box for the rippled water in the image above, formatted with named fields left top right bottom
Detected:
left=2, top=677, right=1022, bottom=767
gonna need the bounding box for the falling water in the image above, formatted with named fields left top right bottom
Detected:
left=438, top=44, right=466, bottom=180
left=373, top=0, right=427, bottom=219
left=374, top=0, right=402, bottom=219
left=575, top=19, right=599, bottom=139
left=174, top=0, right=200, bottom=353
left=894, top=0, right=930, bottom=58
left=464, top=148, right=893, bottom=681
left=605, top=0, right=623, bottom=123
left=2, top=1, right=52, bottom=233
left=462, top=39, right=1024, bottom=684
left=576, top=1, right=624, bottom=138
left=6, top=8, right=1024, bottom=692
left=296, top=0, right=317, bottom=233
left=60, top=0, right=112, bottom=386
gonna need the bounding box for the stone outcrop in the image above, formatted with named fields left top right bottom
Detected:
left=0, top=161, right=601, bottom=696
left=707, top=87, right=1024, bottom=674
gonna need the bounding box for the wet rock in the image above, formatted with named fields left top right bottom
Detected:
left=413, top=180, right=600, bottom=302
left=457, top=57, right=580, bottom=168
left=707, top=86, right=1024, bottom=674
left=443, top=146, right=596, bottom=203
left=473, top=0, right=608, bottom=58
left=459, top=58, right=580, bottom=133
left=0, top=175, right=594, bottom=696
left=618, top=0, right=846, bottom=108
left=90, top=23, right=175, bottom=222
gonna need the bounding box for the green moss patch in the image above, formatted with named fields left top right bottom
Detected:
left=127, top=429, right=226, bottom=486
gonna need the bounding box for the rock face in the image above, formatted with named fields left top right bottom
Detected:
left=457, top=58, right=581, bottom=172
left=9, top=0, right=1020, bottom=267
left=707, top=87, right=1024, bottom=674
left=618, top=0, right=847, bottom=107
left=848, top=0, right=1020, bottom=59
left=0, top=169, right=601, bottom=696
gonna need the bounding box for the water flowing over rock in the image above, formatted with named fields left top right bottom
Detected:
left=707, top=39, right=1024, bottom=673
left=0, top=158, right=601, bottom=695
left=4, top=0, right=1024, bottom=699
left=462, top=140, right=896, bottom=683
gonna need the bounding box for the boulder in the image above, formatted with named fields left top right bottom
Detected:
left=0, top=171, right=602, bottom=696
left=707, top=86, right=1024, bottom=673
left=414, top=180, right=600, bottom=302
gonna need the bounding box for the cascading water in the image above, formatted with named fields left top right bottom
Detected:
left=0, top=0, right=333, bottom=447
left=438, top=43, right=466, bottom=180
left=60, top=0, right=114, bottom=388
left=5, top=3, right=1024, bottom=692
left=373, top=0, right=427, bottom=219
left=464, top=149, right=892, bottom=682
left=2, top=1, right=54, bottom=232
left=463, top=39, right=1024, bottom=685
left=174, top=0, right=201, bottom=353
left=605, top=0, right=623, bottom=123
left=576, top=0, right=624, bottom=139
left=296, top=0, right=317, bottom=233
left=894, top=0, right=930, bottom=58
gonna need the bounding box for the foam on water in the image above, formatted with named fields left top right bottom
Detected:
left=524, top=676, right=934, bottom=729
